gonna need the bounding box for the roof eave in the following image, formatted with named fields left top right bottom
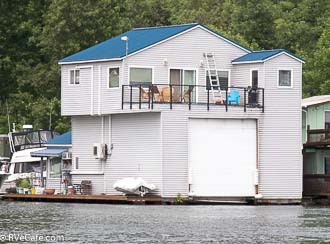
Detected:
left=58, top=57, right=123, bottom=65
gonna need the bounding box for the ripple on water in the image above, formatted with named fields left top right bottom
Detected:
left=0, top=202, right=330, bottom=243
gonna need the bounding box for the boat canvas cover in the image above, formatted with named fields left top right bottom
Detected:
left=30, top=148, right=66, bottom=157
left=10, top=148, right=46, bottom=163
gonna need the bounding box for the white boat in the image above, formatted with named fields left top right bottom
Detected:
left=0, top=148, right=47, bottom=193
left=0, top=128, right=59, bottom=194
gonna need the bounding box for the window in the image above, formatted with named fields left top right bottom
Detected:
left=325, top=112, right=330, bottom=129
left=169, top=69, right=197, bottom=102
left=251, top=70, right=258, bottom=88
left=70, top=69, right=80, bottom=85
left=206, top=70, right=230, bottom=91
left=109, top=67, right=119, bottom=88
left=129, top=67, right=152, bottom=86
left=75, top=157, right=79, bottom=170
left=49, top=158, right=61, bottom=178
left=278, top=70, right=292, bottom=87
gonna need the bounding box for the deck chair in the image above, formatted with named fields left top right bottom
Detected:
left=157, top=87, right=174, bottom=102
left=181, top=86, right=195, bottom=103
left=226, top=89, right=240, bottom=105
left=139, top=87, right=150, bottom=101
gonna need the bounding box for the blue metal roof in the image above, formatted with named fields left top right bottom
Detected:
left=47, top=131, right=71, bottom=145
left=59, top=23, right=251, bottom=63
left=232, top=49, right=305, bottom=63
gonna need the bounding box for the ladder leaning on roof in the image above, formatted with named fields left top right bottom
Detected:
left=204, top=52, right=224, bottom=103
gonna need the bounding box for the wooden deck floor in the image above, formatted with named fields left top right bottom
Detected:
left=2, top=194, right=163, bottom=204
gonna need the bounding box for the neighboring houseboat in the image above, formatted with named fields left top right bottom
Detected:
left=59, top=23, right=304, bottom=203
left=302, top=95, right=330, bottom=196
left=0, top=128, right=60, bottom=193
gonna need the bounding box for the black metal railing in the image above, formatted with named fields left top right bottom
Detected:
left=305, top=126, right=330, bottom=146
left=121, top=84, right=264, bottom=112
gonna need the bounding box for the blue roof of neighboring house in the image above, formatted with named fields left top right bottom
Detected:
left=59, top=23, right=251, bottom=63
left=232, top=49, right=305, bottom=63
left=47, top=131, right=71, bottom=145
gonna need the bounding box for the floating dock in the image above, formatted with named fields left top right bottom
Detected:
left=1, top=194, right=163, bottom=204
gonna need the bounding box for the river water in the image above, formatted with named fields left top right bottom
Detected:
left=0, top=202, right=330, bottom=243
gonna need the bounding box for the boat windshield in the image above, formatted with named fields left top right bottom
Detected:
left=13, top=162, right=45, bottom=174
left=9, top=130, right=59, bottom=152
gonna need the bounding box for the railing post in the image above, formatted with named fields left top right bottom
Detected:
left=148, top=85, right=151, bottom=109
left=121, top=85, right=124, bottom=110
left=207, top=87, right=210, bottom=111
left=170, top=84, right=173, bottom=109
left=225, top=89, right=228, bottom=112
left=139, top=84, right=142, bottom=109
left=130, top=85, right=133, bottom=110
left=188, top=85, right=191, bottom=110
left=262, top=88, right=265, bottom=113
left=151, top=85, right=154, bottom=110
left=244, top=88, right=247, bottom=112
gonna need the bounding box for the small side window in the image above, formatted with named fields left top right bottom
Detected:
left=251, top=70, right=258, bottom=89
left=69, top=69, right=80, bottom=85
left=109, top=68, right=119, bottom=88
left=278, top=70, right=292, bottom=87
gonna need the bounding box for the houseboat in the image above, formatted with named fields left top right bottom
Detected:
left=59, top=23, right=304, bottom=203
left=0, top=128, right=60, bottom=193
left=302, top=95, right=330, bottom=196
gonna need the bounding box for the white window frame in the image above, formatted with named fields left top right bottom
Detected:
left=69, top=69, right=81, bottom=85
left=204, top=69, right=231, bottom=91
left=168, top=67, right=199, bottom=103
left=277, top=69, right=293, bottom=88
left=128, top=65, right=154, bottom=87
left=48, top=157, right=61, bottom=179
left=250, top=68, right=259, bottom=87
left=107, top=66, right=120, bottom=89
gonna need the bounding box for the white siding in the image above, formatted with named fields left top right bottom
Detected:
left=46, top=178, right=61, bottom=192
left=105, top=112, right=162, bottom=195
left=161, top=106, right=263, bottom=197
left=258, top=54, right=302, bottom=199
left=71, top=116, right=105, bottom=173
left=61, top=65, right=93, bottom=115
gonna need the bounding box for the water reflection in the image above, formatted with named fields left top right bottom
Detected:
left=0, top=202, right=329, bottom=243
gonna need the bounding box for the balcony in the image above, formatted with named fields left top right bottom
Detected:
left=305, top=128, right=330, bottom=147
left=121, top=84, right=264, bottom=112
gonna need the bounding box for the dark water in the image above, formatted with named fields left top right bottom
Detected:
left=0, top=202, right=330, bottom=243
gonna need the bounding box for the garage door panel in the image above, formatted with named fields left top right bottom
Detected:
left=189, top=119, right=256, bottom=197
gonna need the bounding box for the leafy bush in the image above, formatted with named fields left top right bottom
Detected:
left=20, top=178, right=30, bottom=189
left=15, top=178, right=22, bottom=187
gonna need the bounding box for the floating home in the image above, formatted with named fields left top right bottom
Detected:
left=59, top=23, right=304, bottom=203
left=302, top=95, right=330, bottom=196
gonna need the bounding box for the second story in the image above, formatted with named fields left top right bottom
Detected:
left=302, top=95, right=330, bottom=146
left=59, top=23, right=304, bottom=116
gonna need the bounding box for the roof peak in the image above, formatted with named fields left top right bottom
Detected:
left=132, top=23, right=199, bottom=31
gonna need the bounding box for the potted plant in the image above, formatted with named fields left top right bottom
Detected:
left=20, top=178, right=30, bottom=194
left=15, top=178, right=23, bottom=194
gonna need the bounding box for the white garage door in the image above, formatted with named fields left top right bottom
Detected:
left=189, top=118, right=257, bottom=197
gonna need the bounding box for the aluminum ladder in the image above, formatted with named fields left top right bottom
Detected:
left=204, top=52, right=223, bottom=102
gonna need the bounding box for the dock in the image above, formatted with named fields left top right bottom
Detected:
left=1, top=194, right=163, bottom=204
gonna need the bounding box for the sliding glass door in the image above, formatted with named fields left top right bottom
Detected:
left=169, top=69, right=196, bottom=102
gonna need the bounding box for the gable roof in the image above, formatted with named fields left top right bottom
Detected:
left=232, top=49, right=305, bottom=64
left=302, top=95, right=330, bottom=108
left=59, top=23, right=251, bottom=64
left=46, top=131, right=71, bottom=145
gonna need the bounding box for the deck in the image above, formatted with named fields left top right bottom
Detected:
left=1, top=194, right=163, bottom=204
